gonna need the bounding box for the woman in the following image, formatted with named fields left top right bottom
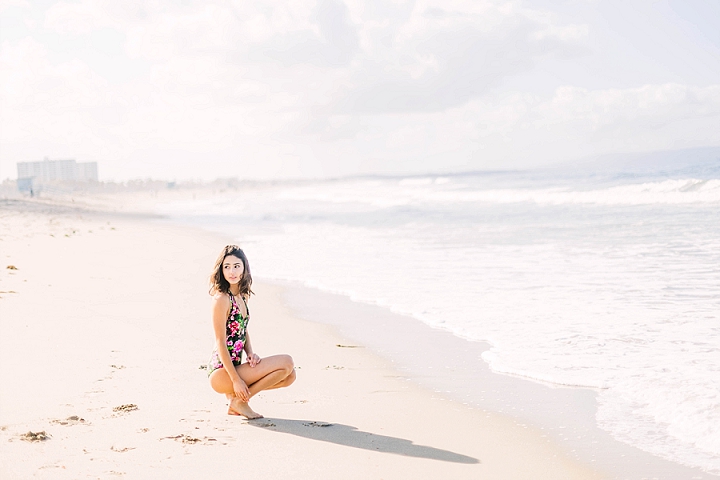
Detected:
left=207, top=245, right=296, bottom=419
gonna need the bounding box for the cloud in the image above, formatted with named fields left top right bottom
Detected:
left=44, top=1, right=110, bottom=35
left=299, top=81, right=720, bottom=172
left=537, top=83, right=720, bottom=132
left=0, top=0, right=28, bottom=14
left=0, top=37, right=119, bottom=140
left=333, top=21, right=540, bottom=113
left=1, top=0, right=718, bottom=180
left=38, top=1, right=588, bottom=106
left=460, top=83, right=720, bottom=166
left=326, top=1, right=589, bottom=114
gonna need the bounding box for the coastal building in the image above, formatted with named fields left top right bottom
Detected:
left=16, top=158, right=98, bottom=192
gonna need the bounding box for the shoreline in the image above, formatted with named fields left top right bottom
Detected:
left=0, top=196, right=712, bottom=478
left=276, top=282, right=717, bottom=479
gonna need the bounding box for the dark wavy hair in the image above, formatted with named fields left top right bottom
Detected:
left=209, top=245, right=253, bottom=298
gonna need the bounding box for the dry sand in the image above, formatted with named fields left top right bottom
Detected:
left=0, top=197, right=605, bottom=479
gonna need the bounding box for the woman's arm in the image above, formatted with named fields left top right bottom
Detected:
left=244, top=331, right=261, bottom=367
left=212, top=295, right=250, bottom=401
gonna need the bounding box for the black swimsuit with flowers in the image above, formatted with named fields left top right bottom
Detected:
left=208, top=293, right=249, bottom=376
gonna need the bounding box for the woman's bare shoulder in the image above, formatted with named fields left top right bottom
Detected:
left=211, top=292, right=231, bottom=308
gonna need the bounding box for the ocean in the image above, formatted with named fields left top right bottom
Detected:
left=157, top=160, right=720, bottom=475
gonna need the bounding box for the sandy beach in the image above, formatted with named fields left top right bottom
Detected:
left=3, top=191, right=717, bottom=480
left=0, top=196, right=610, bottom=479
left=3, top=0, right=719, bottom=477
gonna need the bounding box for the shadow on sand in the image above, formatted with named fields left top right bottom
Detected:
left=248, top=418, right=479, bottom=464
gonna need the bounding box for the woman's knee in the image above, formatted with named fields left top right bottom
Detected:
left=280, top=354, right=294, bottom=373
left=208, top=369, right=231, bottom=394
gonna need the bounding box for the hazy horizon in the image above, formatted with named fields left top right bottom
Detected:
left=1, top=0, right=719, bottom=182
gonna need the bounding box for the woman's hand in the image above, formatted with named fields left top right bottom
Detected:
left=247, top=352, right=261, bottom=368
left=232, top=377, right=250, bottom=402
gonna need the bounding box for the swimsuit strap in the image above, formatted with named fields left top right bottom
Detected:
left=241, top=295, right=249, bottom=317
left=228, top=292, right=248, bottom=317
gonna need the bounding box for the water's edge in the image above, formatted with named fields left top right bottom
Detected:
left=274, top=278, right=717, bottom=480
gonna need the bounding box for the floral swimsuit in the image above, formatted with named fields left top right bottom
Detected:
left=208, top=293, right=249, bottom=376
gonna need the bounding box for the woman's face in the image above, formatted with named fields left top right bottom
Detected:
left=222, top=255, right=244, bottom=285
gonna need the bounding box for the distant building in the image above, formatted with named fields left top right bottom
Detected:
left=16, top=158, right=98, bottom=192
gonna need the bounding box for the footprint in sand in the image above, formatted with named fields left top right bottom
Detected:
left=113, top=404, right=138, bottom=413
left=302, top=422, right=333, bottom=427
left=255, top=421, right=276, bottom=428
left=19, top=431, right=51, bottom=442
left=51, top=415, right=87, bottom=426
left=110, top=446, right=135, bottom=453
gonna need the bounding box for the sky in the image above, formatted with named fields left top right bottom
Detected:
left=1, top=0, right=719, bottom=181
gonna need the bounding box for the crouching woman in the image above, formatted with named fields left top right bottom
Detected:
left=207, top=245, right=295, bottom=418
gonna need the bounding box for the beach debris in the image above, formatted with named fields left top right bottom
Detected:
left=198, top=364, right=207, bottom=370
left=303, top=421, right=332, bottom=427
left=6, top=265, right=18, bottom=270
left=0, top=290, right=17, bottom=294
left=138, top=428, right=149, bottom=433
left=294, top=400, right=309, bottom=404
left=113, top=404, right=138, bottom=413
left=20, top=431, right=50, bottom=442
left=110, top=364, right=125, bottom=370
left=324, top=365, right=345, bottom=370
left=51, top=415, right=86, bottom=426
left=336, top=344, right=363, bottom=348
left=257, top=422, right=276, bottom=428
left=110, top=446, right=135, bottom=453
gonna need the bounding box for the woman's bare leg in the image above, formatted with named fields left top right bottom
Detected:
left=209, top=354, right=295, bottom=418
left=264, top=369, right=296, bottom=390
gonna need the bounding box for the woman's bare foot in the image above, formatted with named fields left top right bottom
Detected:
left=228, top=398, right=263, bottom=419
